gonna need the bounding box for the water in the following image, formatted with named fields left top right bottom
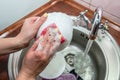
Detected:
left=84, top=39, right=94, bottom=57
left=74, top=39, right=95, bottom=80
left=35, top=39, right=95, bottom=80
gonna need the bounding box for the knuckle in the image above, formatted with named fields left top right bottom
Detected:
left=35, top=52, right=43, bottom=59
left=25, top=18, right=29, bottom=21
left=41, top=55, right=48, bottom=61
left=39, top=18, right=45, bottom=23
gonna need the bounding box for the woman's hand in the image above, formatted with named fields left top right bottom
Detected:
left=16, top=13, right=48, bottom=45
left=17, top=30, right=60, bottom=80
left=0, top=14, right=48, bottom=54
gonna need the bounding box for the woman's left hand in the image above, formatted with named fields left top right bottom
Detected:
left=17, top=13, right=48, bottom=45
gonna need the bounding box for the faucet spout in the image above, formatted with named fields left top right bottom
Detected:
left=89, top=7, right=103, bottom=40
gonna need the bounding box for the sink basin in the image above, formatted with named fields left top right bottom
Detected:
left=8, top=26, right=120, bottom=80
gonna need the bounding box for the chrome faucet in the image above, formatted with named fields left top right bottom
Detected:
left=73, top=7, right=109, bottom=40
left=89, top=7, right=103, bottom=40
left=73, top=10, right=91, bottom=29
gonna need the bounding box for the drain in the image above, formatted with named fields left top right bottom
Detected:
left=65, top=53, right=75, bottom=67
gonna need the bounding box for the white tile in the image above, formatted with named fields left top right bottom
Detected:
left=75, top=0, right=120, bottom=25
left=103, top=11, right=120, bottom=24
left=75, top=0, right=90, bottom=8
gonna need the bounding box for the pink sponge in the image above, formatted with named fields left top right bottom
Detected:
left=39, top=23, right=66, bottom=44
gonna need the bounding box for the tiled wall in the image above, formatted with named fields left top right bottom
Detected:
left=75, top=0, right=120, bottom=25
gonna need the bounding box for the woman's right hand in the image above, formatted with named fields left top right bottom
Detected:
left=17, top=29, right=60, bottom=80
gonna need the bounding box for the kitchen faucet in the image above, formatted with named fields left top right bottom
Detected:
left=89, top=7, right=103, bottom=40
left=73, top=6, right=109, bottom=40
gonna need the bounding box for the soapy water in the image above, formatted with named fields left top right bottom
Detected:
left=74, top=39, right=95, bottom=80
left=84, top=39, right=94, bottom=57
left=58, top=45, right=96, bottom=80
left=74, top=51, right=95, bottom=80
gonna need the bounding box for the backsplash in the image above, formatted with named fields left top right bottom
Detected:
left=0, top=0, right=120, bottom=32
left=75, top=0, right=120, bottom=25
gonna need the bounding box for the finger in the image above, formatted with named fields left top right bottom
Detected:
left=35, top=13, right=48, bottom=29
left=41, top=28, right=50, bottom=45
left=25, top=17, right=40, bottom=23
left=36, top=36, right=44, bottom=51
left=49, top=39, right=60, bottom=57
left=43, top=34, right=55, bottom=54
left=43, top=43, right=51, bottom=54
left=36, top=31, right=49, bottom=51
left=45, top=28, right=50, bottom=39
left=31, top=17, right=40, bottom=23
left=29, top=39, right=39, bottom=51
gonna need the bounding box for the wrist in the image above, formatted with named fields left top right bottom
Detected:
left=17, top=71, right=36, bottom=80
left=15, top=35, right=30, bottom=48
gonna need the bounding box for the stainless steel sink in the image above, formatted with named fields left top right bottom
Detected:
left=72, top=26, right=120, bottom=80
left=8, top=26, right=120, bottom=80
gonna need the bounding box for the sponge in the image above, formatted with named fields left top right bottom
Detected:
left=39, top=23, right=66, bottom=44
left=36, top=23, right=66, bottom=51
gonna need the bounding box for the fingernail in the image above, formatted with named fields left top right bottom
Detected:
left=43, top=13, right=48, bottom=17
left=59, top=35, right=62, bottom=40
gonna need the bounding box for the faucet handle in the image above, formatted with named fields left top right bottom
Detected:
left=73, top=10, right=89, bottom=26
left=80, top=10, right=91, bottom=29
left=80, top=10, right=88, bottom=16
left=100, top=20, right=109, bottom=31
